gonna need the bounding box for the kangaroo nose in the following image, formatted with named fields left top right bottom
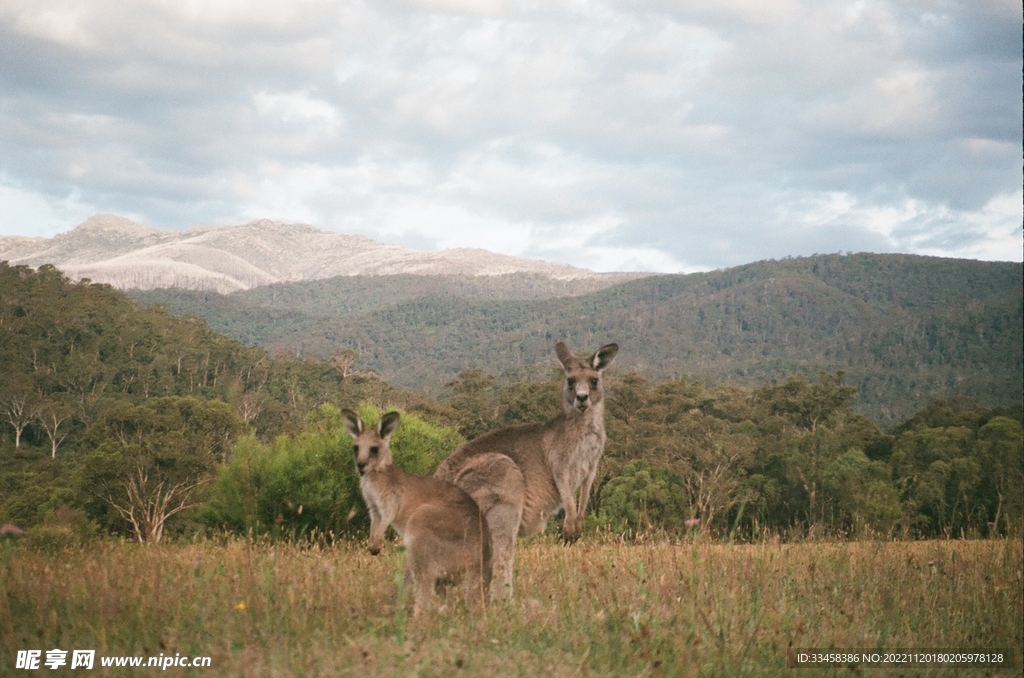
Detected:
left=576, top=392, right=589, bottom=402
left=356, top=462, right=366, bottom=475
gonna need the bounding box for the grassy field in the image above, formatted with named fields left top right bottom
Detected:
left=1, top=536, right=1020, bottom=677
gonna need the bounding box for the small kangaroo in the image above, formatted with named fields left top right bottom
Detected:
left=342, top=409, right=491, bottom=616
left=435, top=341, right=618, bottom=598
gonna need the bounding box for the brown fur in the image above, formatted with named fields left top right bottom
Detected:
left=435, top=341, right=618, bottom=598
left=343, top=410, right=491, bottom=616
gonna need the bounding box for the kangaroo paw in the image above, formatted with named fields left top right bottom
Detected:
left=561, top=526, right=581, bottom=544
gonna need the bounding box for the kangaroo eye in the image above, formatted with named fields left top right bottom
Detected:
left=370, top=446, right=379, bottom=456
left=590, top=378, right=599, bottom=388
left=567, top=378, right=576, bottom=388
left=352, top=445, right=359, bottom=455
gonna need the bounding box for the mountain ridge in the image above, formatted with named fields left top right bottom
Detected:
left=0, top=214, right=642, bottom=293
left=131, top=252, right=1023, bottom=427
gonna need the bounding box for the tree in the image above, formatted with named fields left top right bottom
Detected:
left=890, top=426, right=977, bottom=537
left=754, top=371, right=857, bottom=432
left=443, top=369, right=500, bottom=439
left=81, top=396, right=245, bottom=542
left=497, top=374, right=562, bottom=427
left=973, top=417, right=1024, bottom=535
left=106, top=464, right=208, bottom=544
left=36, top=399, right=73, bottom=458
left=596, top=461, right=689, bottom=534
left=676, top=426, right=756, bottom=534
left=330, top=349, right=361, bottom=379
left=821, top=450, right=902, bottom=535
left=1, top=381, right=38, bottom=448
left=234, top=390, right=267, bottom=425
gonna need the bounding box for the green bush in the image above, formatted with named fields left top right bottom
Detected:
left=22, top=507, right=98, bottom=552
left=202, top=403, right=464, bottom=539
left=594, top=460, right=690, bottom=535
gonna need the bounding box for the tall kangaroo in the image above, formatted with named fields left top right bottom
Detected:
left=435, top=341, right=619, bottom=598
left=343, top=410, right=491, bottom=616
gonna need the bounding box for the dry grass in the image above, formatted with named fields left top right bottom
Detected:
left=1, top=536, right=1020, bottom=676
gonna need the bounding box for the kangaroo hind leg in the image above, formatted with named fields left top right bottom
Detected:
left=451, top=453, right=524, bottom=600
left=403, top=516, right=442, bottom=618
left=486, top=500, right=521, bottom=600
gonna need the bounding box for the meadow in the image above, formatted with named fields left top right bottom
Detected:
left=1, top=536, right=1020, bottom=677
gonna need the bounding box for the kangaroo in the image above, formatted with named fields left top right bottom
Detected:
left=435, top=341, right=618, bottom=598
left=342, top=410, right=491, bottom=616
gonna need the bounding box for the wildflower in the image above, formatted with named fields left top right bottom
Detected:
left=0, top=524, right=25, bottom=536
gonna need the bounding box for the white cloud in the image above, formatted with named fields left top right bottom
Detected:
left=813, top=67, right=939, bottom=138
left=0, top=182, right=95, bottom=237
left=915, top=190, right=1024, bottom=261
left=772, top=188, right=1024, bottom=263
left=252, top=90, right=342, bottom=129
left=544, top=244, right=701, bottom=275
left=11, top=6, right=96, bottom=48
left=401, top=0, right=510, bottom=17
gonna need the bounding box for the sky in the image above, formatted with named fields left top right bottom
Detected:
left=0, top=0, right=1021, bottom=273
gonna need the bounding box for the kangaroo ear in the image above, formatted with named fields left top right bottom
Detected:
left=378, top=411, right=401, bottom=440
left=592, top=343, right=619, bottom=371
left=554, top=341, right=575, bottom=368
left=341, top=410, right=363, bottom=438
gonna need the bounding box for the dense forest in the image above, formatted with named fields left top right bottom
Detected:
left=0, top=263, right=434, bottom=541
left=134, top=253, right=1023, bottom=427
left=2, top=262, right=1022, bottom=547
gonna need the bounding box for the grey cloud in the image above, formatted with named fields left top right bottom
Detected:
left=0, top=0, right=1020, bottom=270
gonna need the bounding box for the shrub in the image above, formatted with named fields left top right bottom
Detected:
left=203, top=403, right=464, bottom=539
left=22, top=507, right=98, bottom=552
left=593, top=460, right=690, bottom=535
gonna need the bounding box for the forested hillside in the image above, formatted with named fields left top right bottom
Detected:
left=0, top=263, right=430, bottom=540
left=134, top=253, right=1023, bottom=427
left=0, top=263, right=430, bottom=444
left=1, top=262, right=1021, bottom=544
left=134, top=271, right=644, bottom=345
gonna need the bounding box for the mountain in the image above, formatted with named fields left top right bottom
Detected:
left=132, top=253, right=1023, bottom=427
left=5, top=215, right=1020, bottom=426
left=0, top=214, right=642, bottom=293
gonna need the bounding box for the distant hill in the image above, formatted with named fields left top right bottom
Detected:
left=0, top=214, right=643, bottom=293
left=132, top=253, right=1024, bottom=427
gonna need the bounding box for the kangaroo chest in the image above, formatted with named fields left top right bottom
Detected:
left=549, top=422, right=605, bottom=492
left=361, top=471, right=409, bottom=535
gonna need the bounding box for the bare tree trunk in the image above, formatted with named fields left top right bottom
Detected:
left=37, top=404, right=71, bottom=458
left=106, top=466, right=207, bottom=543
left=682, top=449, right=746, bottom=535
left=992, top=491, right=1004, bottom=537
left=2, top=390, right=37, bottom=448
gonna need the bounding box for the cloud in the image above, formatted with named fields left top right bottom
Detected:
left=0, top=181, right=96, bottom=236
left=1, top=0, right=1020, bottom=267
left=11, top=5, right=97, bottom=49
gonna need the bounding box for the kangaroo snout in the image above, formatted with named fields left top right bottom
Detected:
left=572, top=387, right=592, bottom=412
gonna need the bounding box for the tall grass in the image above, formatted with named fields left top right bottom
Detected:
left=2, top=536, right=1020, bottom=676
